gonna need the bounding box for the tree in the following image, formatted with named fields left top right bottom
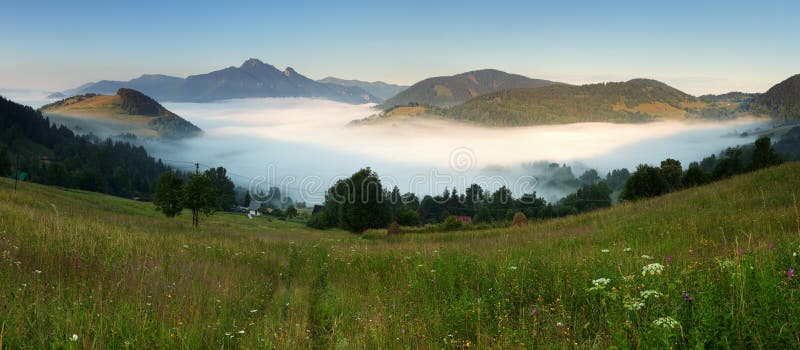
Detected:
left=621, top=164, right=669, bottom=201
left=395, top=207, right=421, bottom=226
left=712, top=148, right=744, bottom=180
left=318, top=167, right=391, bottom=233
left=183, top=173, right=216, bottom=228
left=285, top=205, right=298, bottom=218
left=242, top=191, right=252, bottom=207
left=681, top=162, right=708, bottom=188
left=0, top=147, right=10, bottom=176
left=660, top=158, right=683, bottom=190
left=605, top=168, right=630, bottom=191
left=473, top=206, right=493, bottom=224
left=579, top=169, right=601, bottom=186
left=153, top=171, right=184, bottom=217
left=204, top=167, right=236, bottom=210
left=749, top=136, right=782, bottom=170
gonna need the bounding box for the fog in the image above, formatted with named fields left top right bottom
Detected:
left=147, top=98, right=770, bottom=203
left=0, top=89, right=771, bottom=202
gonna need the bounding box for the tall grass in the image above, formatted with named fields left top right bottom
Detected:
left=1, top=163, right=799, bottom=348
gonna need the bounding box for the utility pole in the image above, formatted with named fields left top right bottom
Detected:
left=13, top=153, right=20, bottom=193
left=195, top=162, right=199, bottom=175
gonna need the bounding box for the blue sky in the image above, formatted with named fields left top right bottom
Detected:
left=1, top=0, right=798, bottom=95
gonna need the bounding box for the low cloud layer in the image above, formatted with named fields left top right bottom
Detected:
left=154, top=98, right=769, bottom=201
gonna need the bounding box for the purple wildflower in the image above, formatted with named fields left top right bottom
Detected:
left=683, top=291, right=694, bottom=303
left=666, top=256, right=672, bottom=265
left=530, top=306, right=537, bottom=316
left=789, top=268, right=795, bottom=280
left=738, top=248, right=746, bottom=255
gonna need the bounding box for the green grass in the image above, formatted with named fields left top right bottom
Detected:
left=2, top=163, right=800, bottom=348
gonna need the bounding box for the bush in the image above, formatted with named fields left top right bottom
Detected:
left=511, top=212, right=527, bottom=227
left=441, top=216, right=463, bottom=231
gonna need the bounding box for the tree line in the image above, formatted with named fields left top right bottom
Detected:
left=309, top=136, right=785, bottom=234
left=0, top=95, right=170, bottom=198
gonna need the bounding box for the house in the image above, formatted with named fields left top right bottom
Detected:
left=456, top=215, right=472, bottom=225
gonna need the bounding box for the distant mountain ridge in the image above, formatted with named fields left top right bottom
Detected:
left=318, top=77, right=408, bottom=101
left=40, top=88, right=201, bottom=139
left=55, top=59, right=380, bottom=104
left=747, top=74, right=800, bottom=120
left=442, top=78, right=700, bottom=125
left=378, top=69, right=561, bottom=109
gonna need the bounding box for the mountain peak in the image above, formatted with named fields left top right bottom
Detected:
left=241, top=58, right=265, bottom=68
left=284, top=67, right=297, bottom=77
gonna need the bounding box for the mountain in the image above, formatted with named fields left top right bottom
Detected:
left=40, top=88, right=201, bottom=139
left=441, top=78, right=700, bottom=126
left=698, top=91, right=759, bottom=103
left=747, top=74, right=800, bottom=120
left=0, top=95, right=171, bottom=198
left=318, top=77, right=408, bottom=101
left=58, top=59, right=379, bottom=104
left=378, top=69, right=560, bottom=109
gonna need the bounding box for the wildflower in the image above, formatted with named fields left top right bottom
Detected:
left=641, top=255, right=653, bottom=260
left=238, top=330, right=245, bottom=334
left=623, top=296, right=645, bottom=311
left=624, top=247, right=633, bottom=252
left=250, top=309, right=258, bottom=313
left=529, top=306, right=537, bottom=316
left=789, top=267, right=795, bottom=280
left=183, top=244, right=189, bottom=249
left=794, top=252, right=798, bottom=257
left=683, top=291, right=694, bottom=303
left=652, top=317, right=680, bottom=329
left=592, top=278, right=611, bottom=287
left=556, top=322, right=564, bottom=327
left=71, top=334, right=78, bottom=342
left=641, top=263, right=665, bottom=276
left=34, top=269, right=42, bottom=274
left=738, top=248, right=746, bottom=255
left=508, top=266, right=518, bottom=270
left=640, top=290, right=662, bottom=299
left=666, top=256, right=672, bottom=264
left=601, top=249, right=610, bottom=253
left=622, top=275, right=635, bottom=282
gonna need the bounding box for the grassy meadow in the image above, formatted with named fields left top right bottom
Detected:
left=1, top=163, right=800, bottom=348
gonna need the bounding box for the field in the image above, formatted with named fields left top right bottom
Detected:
left=1, top=163, right=800, bottom=348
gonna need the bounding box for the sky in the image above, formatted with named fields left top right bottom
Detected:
left=1, top=0, right=798, bottom=95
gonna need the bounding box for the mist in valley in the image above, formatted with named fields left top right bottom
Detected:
left=0, top=89, right=771, bottom=203
left=151, top=98, right=770, bottom=203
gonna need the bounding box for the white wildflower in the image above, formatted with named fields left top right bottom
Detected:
left=183, top=244, right=189, bottom=249
left=34, top=269, right=42, bottom=274
left=250, top=309, right=258, bottom=313
left=592, top=278, right=611, bottom=287
left=71, top=334, right=78, bottom=342
left=641, top=255, right=653, bottom=260
left=719, top=259, right=735, bottom=270
left=622, top=275, right=635, bottom=282
left=794, top=252, right=797, bottom=257
left=642, top=263, right=665, bottom=276
left=508, top=266, right=518, bottom=270
left=640, top=290, right=662, bottom=299
left=653, top=316, right=681, bottom=329
left=601, top=249, right=610, bottom=253
left=623, top=296, right=645, bottom=311
left=238, top=330, right=245, bottom=334
left=624, top=247, right=633, bottom=252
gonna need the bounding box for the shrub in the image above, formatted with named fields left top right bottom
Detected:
left=442, top=216, right=463, bottom=231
